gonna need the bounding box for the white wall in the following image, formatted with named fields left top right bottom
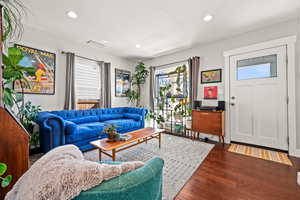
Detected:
left=142, top=19, right=300, bottom=148
left=19, top=25, right=135, bottom=110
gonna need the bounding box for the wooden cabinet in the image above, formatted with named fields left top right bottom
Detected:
left=192, top=110, right=225, bottom=143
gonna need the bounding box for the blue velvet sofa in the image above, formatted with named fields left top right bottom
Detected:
left=36, top=107, right=148, bottom=153
left=74, top=157, right=164, bottom=200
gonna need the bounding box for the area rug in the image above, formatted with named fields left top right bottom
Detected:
left=228, top=143, right=293, bottom=166
left=84, top=134, right=214, bottom=200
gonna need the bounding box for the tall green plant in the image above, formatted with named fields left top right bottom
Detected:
left=127, top=62, right=149, bottom=107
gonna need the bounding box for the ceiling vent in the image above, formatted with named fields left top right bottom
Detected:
left=86, top=40, right=107, bottom=48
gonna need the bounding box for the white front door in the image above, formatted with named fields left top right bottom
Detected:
left=229, top=46, right=288, bottom=150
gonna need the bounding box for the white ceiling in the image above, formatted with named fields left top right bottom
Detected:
left=23, top=0, right=300, bottom=60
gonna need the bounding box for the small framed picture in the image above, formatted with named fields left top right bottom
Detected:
left=201, top=69, right=222, bottom=84
left=204, top=86, right=218, bottom=99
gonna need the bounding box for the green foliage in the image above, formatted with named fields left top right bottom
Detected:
left=1, top=0, right=26, bottom=42
left=2, top=47, right=42, bottom=149
left=19, top=102, right=42, bottom=149
left=103, top=124, right=118, bottom=134
left=148, top=64, right=190, bottom=126
left=132, top=62, right=149, bottom=85
left=127, top=62, right=149, bottom=107
left=0, top=163, right=12, bottom=188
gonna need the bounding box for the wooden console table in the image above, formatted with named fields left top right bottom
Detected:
left=191, top=110, right=225, bottom=143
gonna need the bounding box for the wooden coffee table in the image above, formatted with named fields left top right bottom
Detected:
left=90, top=127, right=165, bottom=161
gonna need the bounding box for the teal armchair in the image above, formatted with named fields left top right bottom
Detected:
left=74, top=157, right=164, bottom=200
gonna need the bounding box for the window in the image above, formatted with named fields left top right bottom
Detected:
left=75, top=57, right=101, bottom=102
left=155, top=64, right=189, bottom=98
left=236, top=54, right=277, bottom=80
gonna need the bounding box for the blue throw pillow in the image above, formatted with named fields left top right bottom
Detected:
left=123, top=113, right=142, bottom=121
left=99, top=114, right=123, bottom=122
left=69, top=116, right=99, bottom=124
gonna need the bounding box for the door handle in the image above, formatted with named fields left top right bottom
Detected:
left=231, top=96, right=236, bottom=100
left=230, top=103, right=235, bottom=106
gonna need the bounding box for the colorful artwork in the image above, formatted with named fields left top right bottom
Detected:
left=204, top=86, right=218, bottom=99
left=14, top=44, right=56, bottom=95
left=201, top=69, right=222, bottom=84
left=115, top=69, right=131, bottom=97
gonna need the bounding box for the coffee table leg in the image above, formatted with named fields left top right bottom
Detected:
left=159, top=133, right=161, bottom=148
left=99, top=149, right=102, bottom=161
left=112, top=149, right=116, bottom=161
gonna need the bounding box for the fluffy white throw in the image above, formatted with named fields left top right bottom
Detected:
left=5, top=145, right=144, bottom=200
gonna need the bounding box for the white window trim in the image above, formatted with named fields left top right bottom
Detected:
left=223, top=35, right=299, bottom=157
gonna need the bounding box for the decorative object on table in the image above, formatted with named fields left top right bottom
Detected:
left=103, top=124, right=120, bottom=142
left=13, top=44, right=56, bottom=95
left=115, top=68, right=131, bottom=97
left=204, top=86, right=218, bottom=99
left=0, top=162, right=12, bottom=188
left=127, top=62, right=149, bottom=107
left=119, top=135, right=132, bottom=141
left=201, top=69, right=222, bottom=84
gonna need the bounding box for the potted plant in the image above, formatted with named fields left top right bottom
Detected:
left=127, top=62, right=149, bottom=107
left=0, top=162, right=12, bottom=188
left=147, top=110, right=165, bottom=129
left=103, top=125, right=120, bottom=142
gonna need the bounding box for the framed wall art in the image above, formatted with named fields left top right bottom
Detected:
left=201, top=69, right=222, bottom=84
left=115, top=68, right=131, bottom=97
left=14, top=44, right=56, bottom=95
left=204, top=86, right=218, bottom=99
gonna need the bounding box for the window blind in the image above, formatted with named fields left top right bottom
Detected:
left=75, top=57, right=101, bottom=100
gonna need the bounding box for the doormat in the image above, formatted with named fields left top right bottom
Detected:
left=228, top=143, right=292, bottom=166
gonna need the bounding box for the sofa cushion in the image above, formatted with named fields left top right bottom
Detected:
left=69, top=116, right=99, bottom=124
left=99, top=114, right=123, bottom=122
left=123, top=113, right=142, bottom=121
left=66, top=122, right=105, bottom=143
left=104, top=119, right=141, bottom=131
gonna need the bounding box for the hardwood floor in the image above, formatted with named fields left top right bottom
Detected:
left=175, top=143, right=300, bottom=200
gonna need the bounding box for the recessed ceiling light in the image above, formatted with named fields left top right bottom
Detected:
left=67, top=11, right=78, bottom=19
left=136, top=44, right=141, bottom=48
left=203, top=14, right=213, bottom=22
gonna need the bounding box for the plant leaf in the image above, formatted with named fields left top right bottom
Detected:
left=1, top=175, right=12, bottom=188
left=0, top=163, right=7, bottom=176
left=8, top=47, right=24, bottom=66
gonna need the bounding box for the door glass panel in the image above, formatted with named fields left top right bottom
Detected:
left=237, top=54, right=277, bottom=80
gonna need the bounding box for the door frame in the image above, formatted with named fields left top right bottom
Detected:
left=223, top=36, right=298, bottom=157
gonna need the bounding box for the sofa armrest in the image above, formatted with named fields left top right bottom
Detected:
left=74, top=157, right=164, bottom=200
left=65, top=120, right=78, bottom=135
left=36, top=112, right=66, bottom=153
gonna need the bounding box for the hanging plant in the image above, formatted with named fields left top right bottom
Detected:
left=1, top=0, right=27, bottom=42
